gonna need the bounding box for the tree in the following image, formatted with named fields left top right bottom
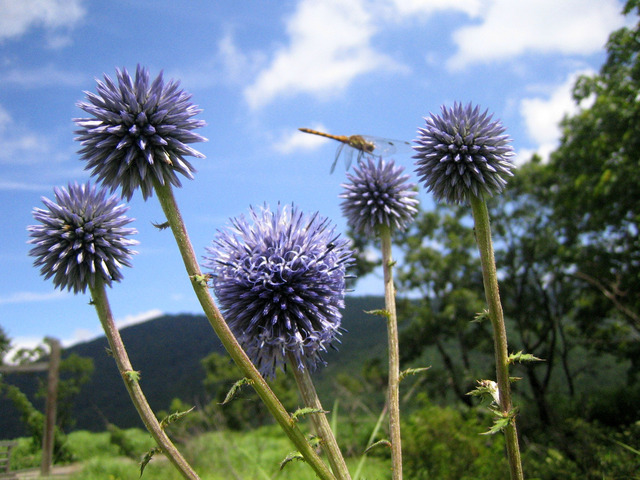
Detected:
left=0, top=326, right=10, bottom=366
left=36, top=353, right=94, bottom=431
left=545, top=0, right=640, bottom=375
left=488, top=160, right=581, bottom=425
left=394, top=205, right=495, bottom=406
left=200, top=352, right=298, bottom=430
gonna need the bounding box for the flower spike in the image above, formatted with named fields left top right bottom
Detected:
left=340, top=157, right=418, bottom=235
left=74, top=65, right=207, bottom=200
left=413, top=102, right=515, bottom=204
left=203, top=204, right=354, bottom=378
left=28, top=182, right=138, bottom=294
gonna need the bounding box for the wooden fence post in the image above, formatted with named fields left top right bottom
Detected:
left=40, top=337, right=60, bottom=477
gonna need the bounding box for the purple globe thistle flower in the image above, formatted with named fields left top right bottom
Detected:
left=413, top=102, right=515, bottom=205
left=203, top=204, right=354, bottom=378
left=28, top=183, right=138, bottom=294
left=74, top=65, right=207, bottom=200
left=340, top=158, right=418, bottom=236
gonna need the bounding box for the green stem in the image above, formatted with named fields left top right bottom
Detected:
left=353, top=404, right=387, bottom=480
left=379, top=225, right=403, bottom=480
left=469, top=195, right=524, bottom=480
left=288, top=354, right=351, bottom=480
left=89, top=278, right=200, bottom=480
left=152, top=181, right=336, bottom=480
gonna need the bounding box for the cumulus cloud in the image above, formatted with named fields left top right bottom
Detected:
left=273, top=125, right=330, bottom=154
left=447, top=0, right=625, bottom=70
left=244, top=0, right=403, bottom=109
left=519, top=70, right=593, bottom=161
left=388, top=0, right=481, bottom=17
left=0, top=0, right=85, bottom=44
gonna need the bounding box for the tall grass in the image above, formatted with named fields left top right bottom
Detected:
left=58, top=426, right=389, bottom=480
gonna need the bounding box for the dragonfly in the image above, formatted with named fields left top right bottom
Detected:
left=299, top=127, right=411, bottom=173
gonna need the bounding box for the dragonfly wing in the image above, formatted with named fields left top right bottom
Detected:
left=362, top=135, right=412, bottom=157
left=331, top=143, right=345, bottom=174
left=343, top=146, right=355, bottom=171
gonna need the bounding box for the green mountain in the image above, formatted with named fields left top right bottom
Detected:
left=0, top=296, right=385, bottom=439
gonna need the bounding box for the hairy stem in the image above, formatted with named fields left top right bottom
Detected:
left=470, top=195, right=524, bottom=480
left=153, top=181, right=336, bottom=480
left=289, top=354, right=351, bottom=480
left=89, top=278, right=200, bottom=480
left=379, top=225, right=403, bottom=480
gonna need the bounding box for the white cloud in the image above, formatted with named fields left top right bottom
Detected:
left=0, top=290, right=68, bottom=306
left=0, top=64, right=85, bottom=88
left=171, top=32, right=265, bottom=90
left=115, top=309, right=163, bottom=330
left=244, top=0, right=403, bottom=109
left=60, top=309, right=164, bottom=348
left=273, top=125, right=330, bottom=154
left=2, top=309, right=165, bottom=363
left=4, top=336, right=45, bottom=364
left=447, top=0, right=625, bottom=70
left=388, top=0, right=482, bottom=17
left=0, top=180, right=53, bottom=191
left=0, top=103, right=53, bottom=166
left=519, top=70, right=593, bottom=161
left=0, top=0, right=85, bottom=43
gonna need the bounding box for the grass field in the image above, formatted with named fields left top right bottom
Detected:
left=10, top=425, right=390, bottom=480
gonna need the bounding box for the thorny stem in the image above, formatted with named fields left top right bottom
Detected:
left=288, top=353, right=352, bottom=480
left=470, top=195, right=524, bottom=480
left=379, top=225, right=403, bottom=480
left=152, top=180, right=336, bottom=480
left=89, top=278, right=200, bottom=480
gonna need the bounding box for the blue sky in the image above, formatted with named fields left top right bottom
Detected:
left=0, top=0, right=630, bottom=357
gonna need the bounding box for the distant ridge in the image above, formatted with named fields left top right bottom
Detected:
left=0, top=296, right=385, bottom=439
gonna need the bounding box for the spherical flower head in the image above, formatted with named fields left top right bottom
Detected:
left=413, top=102, right=515, bottom=205
left=340, top=158, right=418, bottom=236
left=203, top=204, right=354, bottom=378
left=28, top=182, right=138, bottom=294
left=74, top=65, right=207, bottom=201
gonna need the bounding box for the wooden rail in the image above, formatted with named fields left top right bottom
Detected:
left=0, top=338, right=60, bottom=476
left=0, top=440, right=17, bottom=479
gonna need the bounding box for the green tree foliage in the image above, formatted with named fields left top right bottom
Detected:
left=36, top=353, right=94, bottom=431
left=184, top=352, right=299, bottom=432
left=393, top=206, right=495, bottom=406
left=402, top=395, right=508, bottom=480
left=0, top=326, right=10, bottom=366
left=487, top=164, right=582, bottom=426
left=0, top=383, right=73, bottom=462
left=546, top=0, right=640, bottom=370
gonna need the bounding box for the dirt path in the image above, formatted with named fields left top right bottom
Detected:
left=11, top=463, right=82, bottom=479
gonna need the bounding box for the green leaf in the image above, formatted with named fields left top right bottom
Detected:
left=151, top=221, right=170, bottom=230
left=191, top=274, right=210, bottom=287
left=364, top=439, right=391, bottom=454
left=482, top=415, right=511, bottom=436
left=291, top=407, right=327, bottom=423
left=399, top=366, right=431, bottom=382
left=508, top=351, right=544, bottom=364
left=139, top=447, right=161, bottom=477
left=472, top=309, right=489, bottom=323
left=124, top=370, right=141, bottom=384
left=220, top=377, right=253, bottom=405
left=160, top=406, right=195, bottom=429
left=280, top=451, right=305, bottom=470
left=612, top=438, right=640, bottom=456
left=364, top=309, right=391, bottom=319
left=467, top=379, right=500, bottom=406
